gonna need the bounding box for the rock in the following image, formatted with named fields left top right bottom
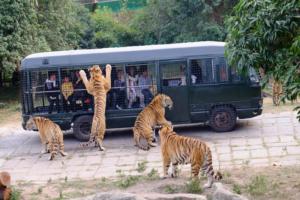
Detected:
left=75, top=192, right=139, bottom=200
left=144, top=193, right=207, bottom=200
left=75, top=192, right=207, bottom=200
left=212, top=183, right=248, bottom=200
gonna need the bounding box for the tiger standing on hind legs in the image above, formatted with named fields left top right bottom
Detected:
left=133, top=94, right=173, bottom=151
left=79, top=64, right=111, bottom=151
left=159, top=125, right=222, bottom=188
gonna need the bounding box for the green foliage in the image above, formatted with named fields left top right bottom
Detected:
left=246, top=175, right=268, bottom=196
left=131, top=0, right=230, bottom=44
left=146, top=168, right=159, bottom=180
left=226, top=0, right=300, bottom=119
left=10, top=187, right=22, bottom=200
left=136, top=161, right=147, bottom=173
left=164, top=185, right=178, bottom=194
left=0, top=0, right=90, bottom=82
left=185, top=178, right=203, bottom=194
left=233, top=183, right=242, bottom=194
left=114, top=174, right=141, bottom=188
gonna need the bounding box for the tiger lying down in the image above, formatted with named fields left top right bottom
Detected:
left=26, top=116, right=68, bottom=160
left=159, top=125, right=222, bottom=188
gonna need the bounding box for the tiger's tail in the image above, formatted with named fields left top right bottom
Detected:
left=202, top=145, right=222, bottom=187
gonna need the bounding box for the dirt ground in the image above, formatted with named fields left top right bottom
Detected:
left=10, top=165, right=300, bottom=200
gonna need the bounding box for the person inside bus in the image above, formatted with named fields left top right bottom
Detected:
left=113, top=70, right=126, bottom=109
left=126, top=66, right=139, bottom=108
left=138, top=68, right=153, bottom=106
left=73, top=71, right=91, bottom=110
left=45, top=73, right=59, bottom=114
left=61, top=76, right=75, bottom=112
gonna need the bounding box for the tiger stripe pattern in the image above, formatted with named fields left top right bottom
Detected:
left=25, top=116, right=67, bottom=160
left=133, top=94, right=173, bottom=151
left=159, top=125, right=222, bottom=188
left=79, top=64, right=111, bottom=151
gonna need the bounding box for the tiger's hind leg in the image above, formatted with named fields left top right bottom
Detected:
left=171, top=163, right=179, bottom=178
left=146, top=129, right=157, bottom=148
left=133, top=128, right=150, bottom=151
left=58, top=134, right=68, bottom=157
left=40, top=142, right=49, bottom=154
left=48, top=142, right=58, bottom=161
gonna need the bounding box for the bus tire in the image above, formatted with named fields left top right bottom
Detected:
left=73, top=115, right=93, bottom=141
left=209, top=106, right=236, bottom=132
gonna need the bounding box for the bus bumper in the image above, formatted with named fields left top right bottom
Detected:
left=237, top=108, right=263, bottom=119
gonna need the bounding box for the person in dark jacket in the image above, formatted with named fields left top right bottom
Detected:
left=45, top=74, right=60, bottom=114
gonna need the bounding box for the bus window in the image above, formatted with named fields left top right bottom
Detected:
left=161, top=61, right=187, bottom=87
left=218, top=57, right=229, bottom=82
left=125, top=63, right=156, bottom=109
left=107, top=64, right=126, bottom=110
left=30, top=70, right=59, bottom=113
left=231, top=66, right=242, bottom=82
left=190, top=58, right=216, bottom=84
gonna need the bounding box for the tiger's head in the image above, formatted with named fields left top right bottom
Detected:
left=158, top=124, right=174, bottom=137
left=153, top=94, right=173, bottom=109
left=25, top=116, right=37, bottom=130
left=89, top=65, right=103, bottom=81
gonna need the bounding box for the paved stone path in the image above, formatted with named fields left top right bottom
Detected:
left=0, top=111, right=299, bottom=183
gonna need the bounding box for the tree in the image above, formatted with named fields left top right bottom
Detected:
left=130, top=0, right=236, bottom=45
left=0, top=0, right=48, bottom=86
left=226, top=0, right=300, bottom=119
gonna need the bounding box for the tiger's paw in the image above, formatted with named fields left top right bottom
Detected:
left=203, top=182, right=212, bottom=189
left=60, top=151, right=68, bottom=157
left=160, top=175, right=168, bottom=179
left=149, top=142, right=157, bottom=147
left=98, top=146, right=106, bottom=151
left=79, top=70, right=87, bottom=79
left=105, top=64, right=112, bottom=72
left=171, top=173, right=177, bottom=178
left=40, top=149, right=48, bottom=154
left=48, top=154, right=55, bottom=161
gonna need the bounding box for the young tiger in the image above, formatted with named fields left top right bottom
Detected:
left=25, top=116, right=67, bottom=160
left=79, top=64, right=111, bottom=151
left=159, top=125, right=222, bottom=188
left=133, top=94, right=173, bottom=151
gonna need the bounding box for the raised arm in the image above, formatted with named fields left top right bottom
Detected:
left=104, top=64, right=112, bottom=93
left=79, top=70, right=94, bottom=95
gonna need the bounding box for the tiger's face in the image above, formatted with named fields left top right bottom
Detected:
left=25, top=116, right=37, bottom=130
left=162, top=94, right=173, bottom=109
left=89, top=65, right=103, bottom=81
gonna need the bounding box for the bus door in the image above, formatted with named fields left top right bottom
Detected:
left=159, top=60, right=190, bottom=123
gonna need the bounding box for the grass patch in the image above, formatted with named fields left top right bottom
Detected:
left=164, top=185, right=178, bottom=194
left=136, top=161, right=147, bottom=173
left=10, top=187, right=22, bottom=200
left=246, top=175, right=268, bottom=196
left=233, top=184, right=242, bottom=194
left=114, top=172, right=141, bottom=189
left=185, top=179, right=203, bottom=194
left=146, top=168, right=159, bottom=180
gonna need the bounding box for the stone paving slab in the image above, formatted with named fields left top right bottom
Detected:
left=0, top=111, right=300, bottom=184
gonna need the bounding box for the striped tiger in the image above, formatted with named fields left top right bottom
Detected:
left=0, top=171, right=11, bottom=200
left=25, top=116, right=67, bottom=160
left=79, top=64, right=111, bottom=151
left=159, top=125, right=222, bottom=188
left=133, top=94, right=173, bottom=151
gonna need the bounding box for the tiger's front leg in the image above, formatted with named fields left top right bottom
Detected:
left=171, top=163, right=179, bottom=178
left=79, top=70, right=94, bottom=95
left=40, top=142, right=49, bottom=154
left=162, top=156, right=171, bottom=179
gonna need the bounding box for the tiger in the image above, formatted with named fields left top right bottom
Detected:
left=159, top=125, right=222, bottom=188
left=133, top=94, right=173, bottom=151
left=25, top=116, right=67, bottom=160
left=0, top=171, right=11, bottom=200
left=79, top=64, right=111, bottom=151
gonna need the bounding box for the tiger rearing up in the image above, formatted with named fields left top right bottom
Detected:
left=79, top=64, right=111, bottom=151
left=25, top=116, right=67, bottom=160
left=159, top=125, right=222, bottom=188
left=133, top=94, right=173, bottom=151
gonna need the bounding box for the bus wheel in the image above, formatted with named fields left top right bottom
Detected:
left=73, top=115, right=92, bottom=141
left=209, top=106, right=236, bottom=132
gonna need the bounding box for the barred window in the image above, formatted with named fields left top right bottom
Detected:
left=231, top=66, right=242, bottom=82
left=120, top=63, right=157, bottom=109
left=218, top=57, right=229, bottom=82
left=161, top=61, right=187, bottom=87
left=30, top=70, right=59, bottom=113
left=190, top=58, right=216, bottom=84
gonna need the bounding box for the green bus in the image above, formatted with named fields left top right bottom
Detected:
left=20, top=41, right=262, bottom=141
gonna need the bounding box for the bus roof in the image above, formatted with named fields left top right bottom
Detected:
left=21, top=41, right=225, bottom=69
